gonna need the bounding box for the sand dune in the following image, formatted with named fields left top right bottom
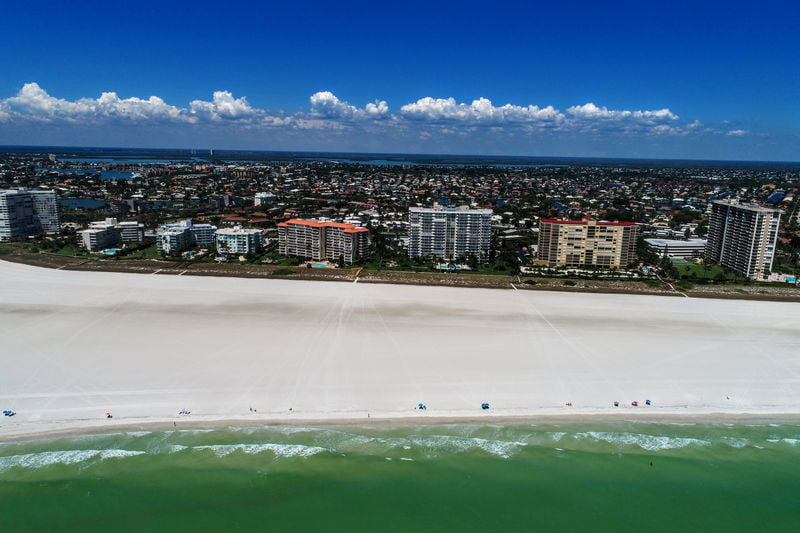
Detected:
left=1, top=260, right=799, bottom=438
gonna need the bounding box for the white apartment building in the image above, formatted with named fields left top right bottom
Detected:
left=0, top=188, right=60, bottom=241
left=254, top=192, right=274, bottom=206
left=705, top=199, right=782, bottom=279
left=408, top=205, right=492, bottom=263
left=645, top=238, right=707, bottom=258
left=161, top=219, right=217, bottom=245
left=157, top=219, right=218, bottom=254
left=159, top=229, right=193, bottom=255
left=78, top=223, right=121, bottom=252
left=116, top=221, right=145, bottom=242
left=277, top=219, right=370, bottom=264
left=215, top=226, right=262, bottom=256
left=88, top=218, right=144, bottom=242
left=77, top=218, right=145, bottom=252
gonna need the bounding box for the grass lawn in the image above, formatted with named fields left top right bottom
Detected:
left=254, top=251, right=302, bottom=266
left=674, top=262, right=744, bottom=282
left=122, top=243, right=162, bottom=259
left=52, top=244, right=86, bottom=257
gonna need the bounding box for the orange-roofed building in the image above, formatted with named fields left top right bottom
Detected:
left=277, top=219, right=370, bottom=264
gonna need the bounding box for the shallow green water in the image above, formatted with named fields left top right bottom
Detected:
left=1, top=422, right=798, bottom=532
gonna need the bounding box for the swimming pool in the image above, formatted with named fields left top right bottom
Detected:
left=311, top=264, right=329, bottom=268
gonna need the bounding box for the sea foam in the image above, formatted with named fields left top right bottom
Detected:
left=185, top=443, right=326, bottom=458
left=575, top=432, right=710, bottom=451
left=0, top=449, right=145, bottom=472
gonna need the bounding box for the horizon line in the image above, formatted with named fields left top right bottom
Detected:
left=1, top=143, right=799, bottom=166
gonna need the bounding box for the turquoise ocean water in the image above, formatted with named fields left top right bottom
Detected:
left=1, top=421, right=798, bottom=532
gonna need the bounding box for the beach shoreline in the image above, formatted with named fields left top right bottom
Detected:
left=2, top=251, right=799, bottom=303
left=4, top=409, right=800, bottom=444
left=2, top=260, right=799, bottom=445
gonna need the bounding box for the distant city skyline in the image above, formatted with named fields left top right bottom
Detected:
left=0, top=1, right=797, bottom=161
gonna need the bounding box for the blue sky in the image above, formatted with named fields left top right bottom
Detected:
left=0, top=0, right=797, bottom=160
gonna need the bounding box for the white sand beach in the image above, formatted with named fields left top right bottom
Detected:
left=1, top=260, right=799, bottom=438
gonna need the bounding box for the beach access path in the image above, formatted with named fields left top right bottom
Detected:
left=1, top=260, right=799, bottom=439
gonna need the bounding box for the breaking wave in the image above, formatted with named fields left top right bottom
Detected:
left=1, top=422, right=798, bottom=472
left=0, top=449, right=145, bottom=472
left=573, top=432, right=710, bottom=451
left=184, top=443, right=326, bottom=458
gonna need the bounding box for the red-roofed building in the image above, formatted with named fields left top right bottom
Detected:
left=537, top=219, right=639, bottom=268
left=278, top=219, right=370, bottom=264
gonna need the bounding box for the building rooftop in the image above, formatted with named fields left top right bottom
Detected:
left=278, top=219, right=367, bottom=231
left=645, top=238, right=707, bottom=246
left=216, top=226, right=261, bottom=235
left=409, top=206, right=493, bottom=214
left=711, top=199, right=782, bottom=214
left=541, top=219, right=637, bottom=227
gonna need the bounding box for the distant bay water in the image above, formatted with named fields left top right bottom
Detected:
left=6, top=145, right=797, bottom=169
left=58, top=198, right=107, bottom=209
left=37, top=168, right=137, bottom=180
left=299, top=157, right=570, bottom=168
left=0, top=421, right=797, bottom=531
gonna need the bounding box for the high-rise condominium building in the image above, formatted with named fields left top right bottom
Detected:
left=0, top=188, right=60, bottom=241
left=215, top=226, right=262, bottom=256
left=537, top=219, right=639, bottom=268
left=705, top=200, right=782, bottom=279
left=277, top=219, right=370, bottom=264
left=408, top=206, right=492, bottom=263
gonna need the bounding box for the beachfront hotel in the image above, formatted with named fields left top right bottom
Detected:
left=536, top=219, right=639, bottom=268
left=0, top=188, right=60, bottom=241
left=705, top=199, right=782, bottom=279
left=277, top=219, right=370, bottom=265
left=215, top=226, right=262, bottom=256
left=408, top=205, right=492, bottom=263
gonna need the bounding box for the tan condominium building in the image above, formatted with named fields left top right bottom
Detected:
left=537, top=219, right=639, bottom=268
left=277, top=219, right=369, bottom=264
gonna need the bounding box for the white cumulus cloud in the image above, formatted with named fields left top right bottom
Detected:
left=399, top=97, right=562, bottom=124
left=0, top=82, right=740, bottom=140
left=0, top=82, right=185, bottom=123
left=567, top=102, right=678, bottom=123
left=189, top=91, right=257, bottom=121
left=308, top=91, right=389, bottom=120
left=0, top=83, right=288, bottom=126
